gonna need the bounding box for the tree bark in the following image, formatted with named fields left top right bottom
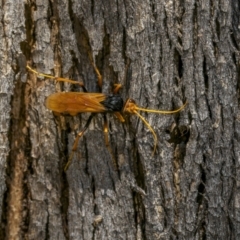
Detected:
left=1, top=0, right=239, bottom=239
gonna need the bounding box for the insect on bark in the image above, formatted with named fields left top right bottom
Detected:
left=27, top=64, right=187, bottom=171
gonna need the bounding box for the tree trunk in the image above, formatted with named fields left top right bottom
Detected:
left=1, top=0, right=239, bottom=239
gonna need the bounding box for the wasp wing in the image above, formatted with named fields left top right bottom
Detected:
left=46, top=92, right=107, bottom=116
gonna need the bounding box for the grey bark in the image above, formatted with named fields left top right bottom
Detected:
left=1, top=0, right=239, bottom=239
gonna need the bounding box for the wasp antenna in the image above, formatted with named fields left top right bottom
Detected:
left=136, top=101, right=188, bottom=114
left=134, top=111, right=157, bottom=155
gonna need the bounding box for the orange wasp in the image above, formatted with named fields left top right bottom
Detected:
left=27, top=64, right=187, bottom=171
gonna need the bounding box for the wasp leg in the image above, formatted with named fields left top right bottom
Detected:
left=114, top=112, right=125, bottom=122
left=113, top=84, right=122, bottom=94
left=103, top=114, right=109, bottom=147
left=26, top=65, right=88, bottom=92
left=103, top=114, right=117, bottom=170
left=64, top=114, right=95, bottom=171
left=91, top=63, right=103, bottom=91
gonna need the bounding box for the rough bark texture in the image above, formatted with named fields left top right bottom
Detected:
left=1, top=0, right=240, bottom=239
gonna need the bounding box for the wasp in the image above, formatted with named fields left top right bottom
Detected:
left=27, top=64, right=187, bottom=171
